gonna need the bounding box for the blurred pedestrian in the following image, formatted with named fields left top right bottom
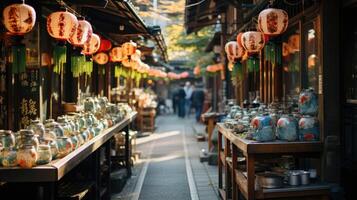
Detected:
left=184, top=81, right=193, bottom=116
left=172, top=88, right=179, bottom=114
left=191, top=84, right=205, bottom=122
left=177, top=83, right=186, bottom=118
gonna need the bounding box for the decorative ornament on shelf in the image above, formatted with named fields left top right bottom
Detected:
left=68, top=18, right=92, bottom=47
left=241, top=31, right=265, bottom=72
left=93, top=52, right=109, bottom=65
left=82, top=33, right=100, bottom=55
left=47, top=10, right=78, bottom=40
left=110, top=47, right=124, bottom=62
left=3, top=1, right=36, bottom=35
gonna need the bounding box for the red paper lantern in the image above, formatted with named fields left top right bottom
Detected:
left=68, top=19, right=92, bottom=46
left=3, top=2, right=36, bottom=35
left=47, top=10, right=78, bottom=40
left=240, top=31, right=265, bottom=53
left=98, top=38, right=112, bottom=52
left=82, top=33, right=100, bottom=55
left=258, top=8, right=288, bottom=36
left=236, top=33, right=243, bottom=47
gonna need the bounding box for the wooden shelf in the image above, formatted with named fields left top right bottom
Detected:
left=235, top=169, right=248, bottom=199
left=217, top=123, right=323, bottom=155
left=218, top=123, right=330, bottom=200
left=0, top=112, right=137, bottom=182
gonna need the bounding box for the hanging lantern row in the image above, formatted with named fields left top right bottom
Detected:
left=223, top=6, right=289, bottom=73
left=93, top=52, right=109, bottom=65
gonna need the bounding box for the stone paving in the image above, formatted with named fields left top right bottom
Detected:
left=111, top=114, right=219, bottom=200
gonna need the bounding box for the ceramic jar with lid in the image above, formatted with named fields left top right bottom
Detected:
left=299, top=115, right=319, bottom=141
left=56, top=137, right=73, bottom=158
left=44, top=128, right=57, bottom=141
left=298, top=88, right=318, bottom=115
left=45, top=119, right=64, bottom=137
left=277, top=115, right=298, bottom=141
left=84, top=97, right=96, bottom=112
left=27, top=119, right=45, bottom=138
left=17, top=129, right=39, bottom=150
left=1, top=147, right=17, bottom=167
left=17, top=144, right=37, bottom=168
left=36, top=144, right=52, bottom=165
left=70, top=133, right=79, bottom=151
left=40, top=138, right=58, bottom=160
left=0, top=130, right=16, bottom=148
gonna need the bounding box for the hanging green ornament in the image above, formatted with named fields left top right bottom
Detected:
left=232, top=62, right=243, bottom=81
left=71, top=55, right=86, bottom=77
left=53, top=45, right=67, bottom=74
left=247, top=56, right=259, bottom=72
left=11, top=45, right=26, bottom=74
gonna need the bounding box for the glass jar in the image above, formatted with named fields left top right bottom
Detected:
left=0, top=130, right=16, bottom=148
left=1, top=147, right=17, bottom=167
left=17, top=144, right=38, bottom=168
left=36, top=144, right=52, bottom=165
left=56, top=137, right=73, bottom=158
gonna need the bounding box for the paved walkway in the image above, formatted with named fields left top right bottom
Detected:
left=111, top=115, right=219, bottom=200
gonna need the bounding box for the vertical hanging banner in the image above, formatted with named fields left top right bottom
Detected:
left=19, top=69, right=40, bottom=128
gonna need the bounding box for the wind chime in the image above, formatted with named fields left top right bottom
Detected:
left=3, top=0, right=36, bottom=74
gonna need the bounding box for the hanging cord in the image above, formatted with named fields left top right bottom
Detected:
left=185, top=0, right=207, bottom=8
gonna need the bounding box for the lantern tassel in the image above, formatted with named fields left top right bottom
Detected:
left=11, top=45, right=26, bottom=74
left=53, top=45, right=67, bottom=74
left=71, top=55, right=85, bottom=77
left=247, top=56, right=259, bottom=72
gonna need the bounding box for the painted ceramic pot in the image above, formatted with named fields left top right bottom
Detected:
left=251, top=114, right=272, bottom=130
left=17, top=129, right=39, bottom=150
left=277, top=115, right=298, bottom=141
left=1, top=147, right=18, bottom=167
left=45, top=119, right=64, bottom=137
left=39, top=138, right=58, bottom=160
left=70, top=134, right=79, bottom=151
left=298, top=115, right=319, bottom=141
left=56, top=137, right=73, bottom=158
left=58, top=117, right=72, bottom=137
left=17, top=144, right=38, bottom=168
left=253, top=126, right=275, bottom=142
left=75, top=131, right=85, bottom=146
left=27, top=119, right=45, bottom=138
left=43, top=128, right=57, bottom=141
left=84, top=97, right=96, bottom=112
left=0, top=130, right=16, bottom=148
left=299, top=88, right=318, bottom=115
left=36, top=144, right=52, bottom=165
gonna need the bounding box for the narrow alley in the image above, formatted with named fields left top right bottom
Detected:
left=112, top=115, right=219, bottom=200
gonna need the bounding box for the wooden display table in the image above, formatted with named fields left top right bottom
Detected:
left=201, top=112, right=225, bottom=151
left=0, top=112, right=137, bottom=200
left=217, top=123, right=330, bottom=200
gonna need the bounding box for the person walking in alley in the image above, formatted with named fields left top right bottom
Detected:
left=191, top=84, right=205, bottom=122
left=184, top=81, right=193, bottom=117
left=177, top=83, right=186, bottom=118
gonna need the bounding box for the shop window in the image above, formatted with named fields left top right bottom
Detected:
left=303, top=17, right=321, bottom=92
left=282, top=23, right=301, bottom=101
